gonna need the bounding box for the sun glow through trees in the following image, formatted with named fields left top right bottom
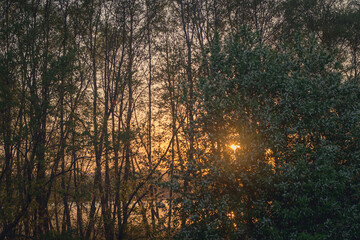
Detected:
left=230, top=144, right=240, bottom=151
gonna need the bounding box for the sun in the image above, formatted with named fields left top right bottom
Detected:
left=230, top=144, right=240, bottom=151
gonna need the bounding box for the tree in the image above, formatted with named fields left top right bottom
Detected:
left=177, top=29, right=360, bottom=239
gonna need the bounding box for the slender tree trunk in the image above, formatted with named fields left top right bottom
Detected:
left=113, top=3, right=127, bottom=237
left=179, top=0, right=195, bottom=226
left=86, top=6, right=100, bottom=238
left=120, top=3, right=134, bottom=238
left=1, top=0, right=13, bottom=199
left=165, top=38, right=177, bottom=238
left=35, top=0, right=52, bottom=234
left=146, top=1, right=158, bottom=234
left=60, top=2, right=71, bottom=231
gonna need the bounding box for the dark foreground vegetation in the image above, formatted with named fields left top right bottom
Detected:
left=1, top=0, right=360, bottom=239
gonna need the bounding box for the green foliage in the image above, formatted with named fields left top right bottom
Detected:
left=175, top=29, right=360, bottom=239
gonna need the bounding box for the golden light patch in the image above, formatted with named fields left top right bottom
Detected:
left=230, top=144, right=240, bottom=151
